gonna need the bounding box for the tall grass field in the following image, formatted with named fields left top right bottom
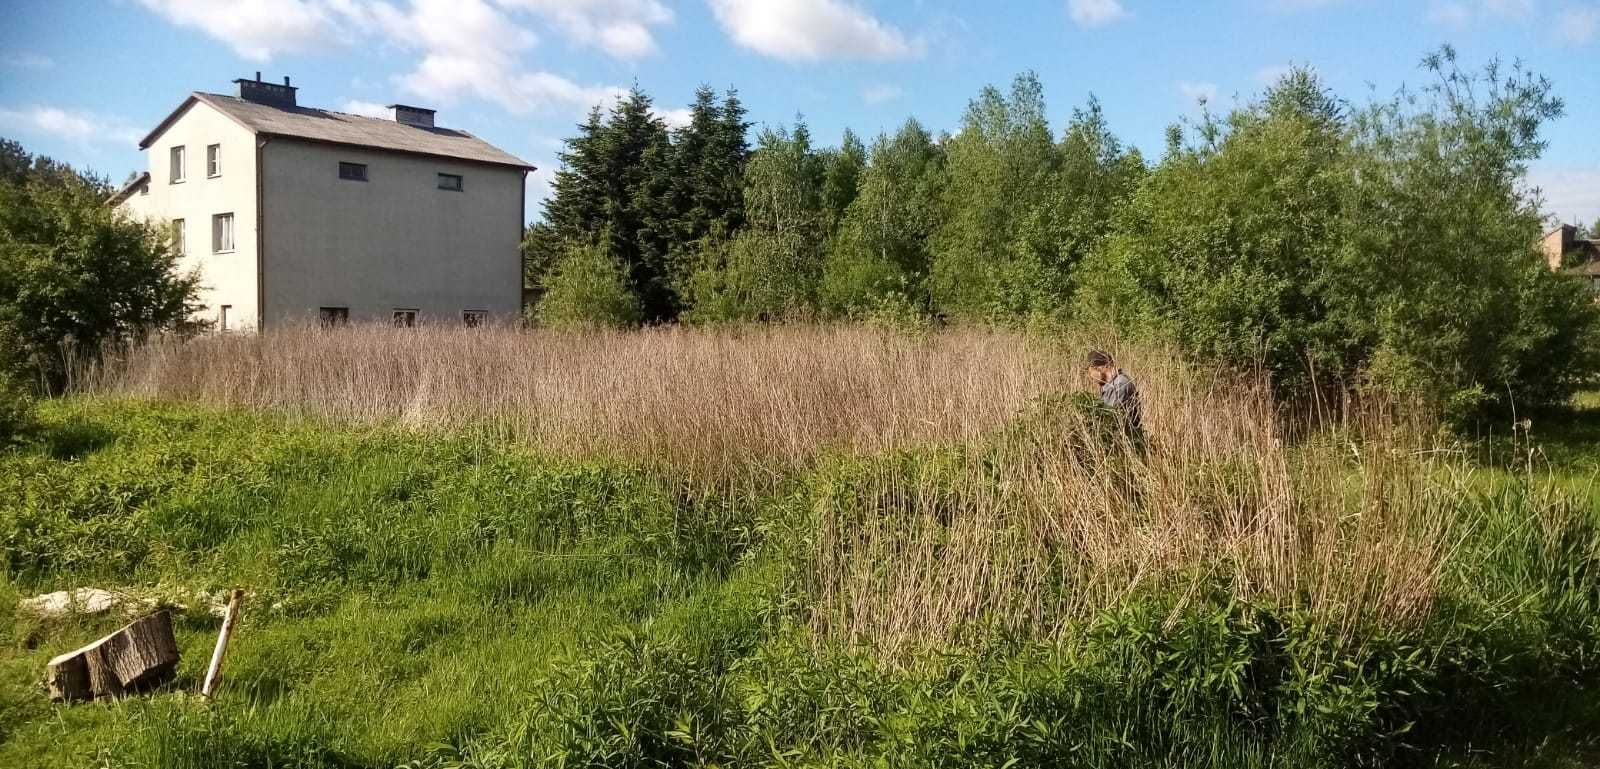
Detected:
left=4, top=324, right=1599, bottom=767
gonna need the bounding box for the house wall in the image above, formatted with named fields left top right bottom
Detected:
left=120, top=103, right=260, bottom=330
left=1541, top=225, right=1574, bottom=271
left=259, top=139, right=524, bottom=327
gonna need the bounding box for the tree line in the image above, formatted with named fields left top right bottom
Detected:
left=524, top=47, right=1599, bottom=417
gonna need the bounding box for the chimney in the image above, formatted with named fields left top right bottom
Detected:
left=388, top=104, right=435, bottom=128
left=234, top=73, right=297, bottom=108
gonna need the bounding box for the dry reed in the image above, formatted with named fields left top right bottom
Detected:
left=79, top=323, right=1077, bottom=479
left=82, top=323, right=1498, bottom=654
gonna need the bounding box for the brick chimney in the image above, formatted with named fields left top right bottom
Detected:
left=388, top=104, right=435, bottom=128
left=234, top=73, right=297, bottom=108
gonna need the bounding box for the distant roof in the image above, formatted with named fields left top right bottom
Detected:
left=107, top=171, right=150, bottom=206
left=139, top=93, right=534, bottom=171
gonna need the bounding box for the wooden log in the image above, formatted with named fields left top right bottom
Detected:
left=201, top=589, right=244, bottom=699
left=45, top=611, right=178, bottom=702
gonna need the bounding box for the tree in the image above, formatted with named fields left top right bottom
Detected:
left=534, top=241, right=643, bottom=329
left=928, top=72, right=1062, bottom=320
left=0, top=141, right=201, bottom=395
left=1075, top=55, right=1599, bottom=415
left=682, top=120, right=826, bottom=320
left=820, top=119, right=945, bottom=317
left=819, top=129, right=866, bottom=233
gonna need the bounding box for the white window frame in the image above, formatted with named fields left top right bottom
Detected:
left=339, top=162, right=368, bottom=182
left=462, top=309, right=487, bottom=327
left=219, top=304, right=232, bottom=332
left=393, top=308, right=418, bottom=327
left=207, top=144, right=221, bottom=178
left=437, top=173, right=463, bottom=192
left=170, top=145, right=186, bottom=183
left=212, top=212, right=235, bottom=254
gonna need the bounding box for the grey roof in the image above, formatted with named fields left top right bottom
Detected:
left=140, top=93, right=533, bottom=171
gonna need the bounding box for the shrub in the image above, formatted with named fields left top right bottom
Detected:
left=0, top=166, right=201, bottom=391
left=0, top=371, right=31, bottom=446
left=1075, top=56, right=1599, bottom=416
left=534, top=242, right=643, bottom=329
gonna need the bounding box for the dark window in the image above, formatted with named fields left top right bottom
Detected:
left=462, top=310, right=487, bottom=328
left=339, top=162, right=368, bottom=181
left=318, top=307, right=349, bottom=327
left=392, top=309, right=417, bottom=327
left=437, top=173, right=463, bottom=191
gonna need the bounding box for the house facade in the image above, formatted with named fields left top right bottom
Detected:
left=1540, top=224, right=1600, bottom=293
left=111, top=74, right=533, bottom=331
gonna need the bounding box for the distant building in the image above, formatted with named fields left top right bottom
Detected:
left=1540, top=224, right=1600, bottom=292
left=111, top=73, right=534, bottom=331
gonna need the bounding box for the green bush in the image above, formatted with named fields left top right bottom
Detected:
left=0, top=158, right=201, bottom=390
left=533, top=242, right=643, bottom=329
left=0, top=372, right=31, bottom=446
left=1075, top=57, right=1599, bottom=416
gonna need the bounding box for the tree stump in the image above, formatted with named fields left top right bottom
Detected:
left=46, top=610, right=178, bottom=702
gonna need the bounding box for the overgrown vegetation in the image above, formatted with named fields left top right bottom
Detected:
left=522, top=49, right=1598, bottom=417
left=0, top=137, right=201, bottom=426
left=5, top=329, right=1600, bottom=767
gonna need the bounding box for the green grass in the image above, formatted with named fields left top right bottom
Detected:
left=3, top=397, right=1600, bottom=768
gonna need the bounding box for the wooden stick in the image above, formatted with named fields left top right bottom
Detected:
left=201, top=589, right=244, bottom=699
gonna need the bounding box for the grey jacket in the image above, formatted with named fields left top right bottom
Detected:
left=1100, top=370, right=1143, bottom=430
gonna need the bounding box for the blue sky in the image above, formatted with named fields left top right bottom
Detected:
left=1, top=0, right=1596, bottom=225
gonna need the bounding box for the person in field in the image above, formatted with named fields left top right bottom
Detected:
left=1086, top=349, right=1143, bottom=436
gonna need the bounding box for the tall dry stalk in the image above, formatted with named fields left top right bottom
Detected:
left=80, top=323, right=1077, bottom=481
left=83, top=323, right=1472, bottom=654
left=806, top=343, right=1463, bottom=654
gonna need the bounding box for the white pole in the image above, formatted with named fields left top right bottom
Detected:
left=201, top=589, right=244, bottom=699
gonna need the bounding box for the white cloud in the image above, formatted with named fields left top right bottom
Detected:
left=1177, top=80, right=1218, bottom=106
left=862, top=83, right=903, bottom=105
left=340, top=99, right=392, bottom=118
left=1528, top=164, right=1600, bottom=226
left=654, top=107, right=694, bottom=129
left=1558, top=5, right=1600, bottom=44
left=526, top=163, right=557, bottom=210
left=1254, top=64, right=1295, bottom=85
left=132, top=0, right=635, bottom=118
left=0, top=51, right=53, bottom=70
left=0, top=105, right=143, bottom=146
left=134, top=0, right=340, bottom=61
left=499, top=0, right=673, bottom=59
left=1068, top=0, right=1129, bottom=28
left=1482, top=0, right=1535, bottom=18
left=708, top=0, right=919, bottom=62
left=355, top=0, right=627, bottom=116
left=1428, top=0, right=1473, bottom=26
left=1426, top=0, right=1541, bottom=27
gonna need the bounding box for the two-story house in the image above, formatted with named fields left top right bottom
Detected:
left=110, top=74, right=534, bottom=331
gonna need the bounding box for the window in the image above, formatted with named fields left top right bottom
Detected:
left=219, top=305, right=232, bottom=332
left=437, top=173, right=463, bottom=191
left=392, top=309, right=418, bottom=327
left=339, top=162, right=368, bottom=181
left=212, top=213, right=234, bottom=253
left=169, top=146, right=186, bottom=183
left=318, top=307, right=349, bottom=327
left=462, top=310, right=487, bottom=328
left=171, top=219, right=185, bottom=256
left=207, top=144, right=221, bottom=177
